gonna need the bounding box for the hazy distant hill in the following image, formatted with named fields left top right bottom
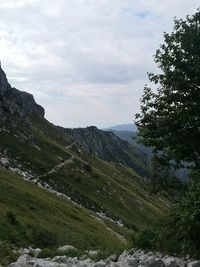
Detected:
left=105, top=123, right=137, bottom=132
left=60, top=126, right=149, bottom=176
left=103, top=123, right=151, bottom=155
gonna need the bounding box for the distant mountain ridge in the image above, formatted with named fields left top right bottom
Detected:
left=105, top=123, right=137, bottom=132
left=59, top=126, right=149, bottom=176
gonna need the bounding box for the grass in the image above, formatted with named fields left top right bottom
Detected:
left=0, top=115, right=169, bottom=263
left=0, top=167, right=125, bottom=252
left=41, top=152, right=168, bottom=230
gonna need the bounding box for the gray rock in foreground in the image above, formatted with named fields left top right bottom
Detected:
left=8, top=250, right=199, bottom=267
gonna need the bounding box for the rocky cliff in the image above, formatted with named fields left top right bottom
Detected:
left=0, top=64, right=44, bottom=122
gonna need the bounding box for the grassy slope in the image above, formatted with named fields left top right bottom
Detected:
left=42, top=154, right=167, bottom=230
left=0, top=167, right=125, bottom=252
left=0, top=116, right=168, bottom=251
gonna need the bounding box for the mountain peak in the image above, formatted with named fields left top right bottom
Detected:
left=0, top=63, right=10, bottom=95
left=0, top=63, right=45, bottom=121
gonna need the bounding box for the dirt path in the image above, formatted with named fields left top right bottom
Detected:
left=38, top=155, right=75, bottom=178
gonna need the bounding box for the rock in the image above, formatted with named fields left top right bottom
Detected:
left=187, top=261, right=200, bottom=267
left=94, top=260, right=105, bottom=267
left=52, top=255, right=69, bottom=263
left=6, top=249, right=199, bottom=267
left=0, top=64, right=45, bottom=122
left=141, top=256, right=164, bottom=267
left=18, top=248, right=30, bottom=255
left=87, top=250, right=99, bottom=257
left=8, top=255, right=30, bottom=267
left=118, top=250, right=129, bottom=261
left=29, top=247, right=41, bottom=256
left=127, top=258, right=140, bottom=266
left=105, top=254, right=119, bottom=264
left=156, top=253, right=163, bottom=259
left=57, top=244, right=78, bottom=253
left=175, top=258, right=186, bottom=267
left=162, top=256, right=178, bottom=267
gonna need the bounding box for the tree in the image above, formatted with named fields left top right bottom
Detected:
left=135, top=10, right=200, bottom=169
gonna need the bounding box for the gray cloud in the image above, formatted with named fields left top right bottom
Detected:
left=0, top=0, right=199, bottom=127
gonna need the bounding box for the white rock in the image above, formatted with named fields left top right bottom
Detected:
left=87, top=250, right=99, bottom=257
left=18, top=248, right=30, bottom=255
left=57, top=245, right=78, bottom=253
left=8, top=255, right=30, bottom=267
left=162, top=256, right=177, bottom=267
left=187, top=261, right=200, bottom=267
left=127, top=257, right=140, bottom=266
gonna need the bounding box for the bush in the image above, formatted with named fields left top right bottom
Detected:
left=84, top=164, right=92, bottom=172
left=37, top=248, right=55, bottom=258
left=75, top=177, right=82, bottom=183
left=139, top=171, right=200, bottom=258
left=134, top=229, right=157, bottom=250
left=0, top=243, right=19, bottom=266
left=32, top=228, right=58, bottom=248
left=6, top=212, right=18, bottom=225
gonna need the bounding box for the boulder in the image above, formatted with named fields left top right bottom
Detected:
left=57, top=245, right=77, bottom=253
left=87, top=250, right=99, bottom=257
left=127, top=257, right=140, bottom=266
left=162, top=256, right=178, bottom=267
left=8, top=255, right=30, bottom=267
left=187, top=261, right=200, bottom=267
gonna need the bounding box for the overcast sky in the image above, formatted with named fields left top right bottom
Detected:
left=0, top=0, right=199, bottom=128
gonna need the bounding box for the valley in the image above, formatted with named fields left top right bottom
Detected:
left=0, top=64, right=168, bottom=265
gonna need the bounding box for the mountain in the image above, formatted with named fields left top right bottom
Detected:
left=0, top=65, right=44, bottom=123
left=0, top=64, right=168, bottom=259
left=105, top=123, right=137, bottom=132
left=60, top=126, right=149, bottom=176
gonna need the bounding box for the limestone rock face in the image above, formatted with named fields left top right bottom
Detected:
left=57, top=245, right=77, bottom=253
left=8, top=249, right=199, bottom=267
left=0, top=64, right=44, bottom=122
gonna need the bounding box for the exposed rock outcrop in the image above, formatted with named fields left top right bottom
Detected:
left=8, top=249, right=200, bottom=267
left=0, top=64, right=44, bottom=122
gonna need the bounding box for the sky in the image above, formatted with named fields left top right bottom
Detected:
left=0, top=0, right=199, bottom=128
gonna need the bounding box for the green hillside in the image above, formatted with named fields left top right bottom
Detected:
left=0, top=116, right=168, bottom=230
left=0, top=64, right=169, bottom=260
left=0, top=166, right=126, bottom=251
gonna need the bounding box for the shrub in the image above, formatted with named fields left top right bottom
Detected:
left=0, top=243, right=19, bottom=266
left=37, top=248, right=55, bottom=258
left=134, top=229, right=157, bottom=250
left=32, top=228, right=58, bottom=248
left=6, top=212, right=17, bottom=225
left=156, top=171, right=200, bottom=257
left=75, top=177, right=82, bottom=183
left=83, top=164, right=92, bottom=172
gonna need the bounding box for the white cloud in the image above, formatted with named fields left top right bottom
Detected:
left=0, top=0, right=199, bottom=127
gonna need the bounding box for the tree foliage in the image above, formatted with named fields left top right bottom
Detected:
left=135, top=10, right=200, bottom=168
left=158, top=171, right=200, bottom=257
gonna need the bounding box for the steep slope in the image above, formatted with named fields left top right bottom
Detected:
left=105, top=123, right=137, bottom=132
left=0, top=166, right=124, bottom=252
left=61, top=126, right=149, bottom=176
left=106, top=129, right=153, bottom=156
left=0, top=64, right=44, bottom=123
left=0, top=64, right=168, bottom=250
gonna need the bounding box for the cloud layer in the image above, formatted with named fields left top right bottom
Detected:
left=0, top=0, right=199, bottom=127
